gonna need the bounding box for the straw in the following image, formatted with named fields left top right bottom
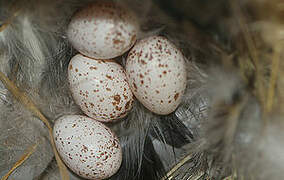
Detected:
left=1, top=143, right=38, bottom=180
left=0, top=71, right=69, bottom=180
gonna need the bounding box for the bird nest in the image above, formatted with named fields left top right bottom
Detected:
left=0, top=0, right=283, bottom=180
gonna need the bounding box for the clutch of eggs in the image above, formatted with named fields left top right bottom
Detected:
left=53, top=115, right=122, bottom=180
left=68, top=54, right=134, bottom=122
left=60, top=1, right=187, bottom=179
left=67, top=1, right=139, bottom=59
left=126, top=36, right=187, bottom=115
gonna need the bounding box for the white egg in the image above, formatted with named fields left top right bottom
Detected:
left=67, top=1, right=139, bottom=59
left=68, top=54, right=134, bottom=122
left=126, top=36, right=187, bottom=115
left=53, top=115, right=122, bottom=179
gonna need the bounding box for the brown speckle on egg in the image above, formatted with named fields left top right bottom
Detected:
left=90, top=66, right=97, bottom=70
left=125, top=100, right=131, bottom=110
left=106, top=75, right=113, bottom=80
left=133, top=83, right=137, bottom=90
left=123, top=94, right=128, bottom=99
left=113, top=95, right=121, bottom=104
left=140, top=60, right=147, bottom=65
left=115, top=106, right=122, bottom=111
left=174, top=93, right=180, bottom=101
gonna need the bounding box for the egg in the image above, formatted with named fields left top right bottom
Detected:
left=126, top=36, right=187, bottom=115
left=53, top=115, right=122, bottom=179
left=68, top=54, right=133, bottom=122
left=67, top=1, right=139, bottom=59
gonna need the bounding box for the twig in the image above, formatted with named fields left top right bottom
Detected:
left=161, top=153, right=193, bottom=180
left=0, top=71, right=69, bottom=180
left=0, top=2, right=21, bottom=32
left=266, top=43, right=281, bottom=113
left=1, top=143, right=38, bottom=180
left=230, top=0, right=266, bottom=109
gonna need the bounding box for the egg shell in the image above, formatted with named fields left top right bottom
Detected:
left=68, top=54, right=133, bottom=122
left=67, top=1, right=139, bottom=59
left=126, top=36, right=187, bottom=115
left=53, top=115, right=122, bottom=179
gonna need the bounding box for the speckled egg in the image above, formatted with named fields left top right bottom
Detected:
left=53, top=115, right=122, bottom=179
left=126, top=36, right=187, bottom=115
left=68, top=54, right=133, bottom=122
left=67, top=1, right=139, bottom=59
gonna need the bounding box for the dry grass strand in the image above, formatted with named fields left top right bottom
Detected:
left=1, top=143, right=38, bottom=180
left=0, top=71, right=69, bottom=180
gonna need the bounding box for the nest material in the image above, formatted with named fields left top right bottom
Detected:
left=0, top=0, right=284, bottom=180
